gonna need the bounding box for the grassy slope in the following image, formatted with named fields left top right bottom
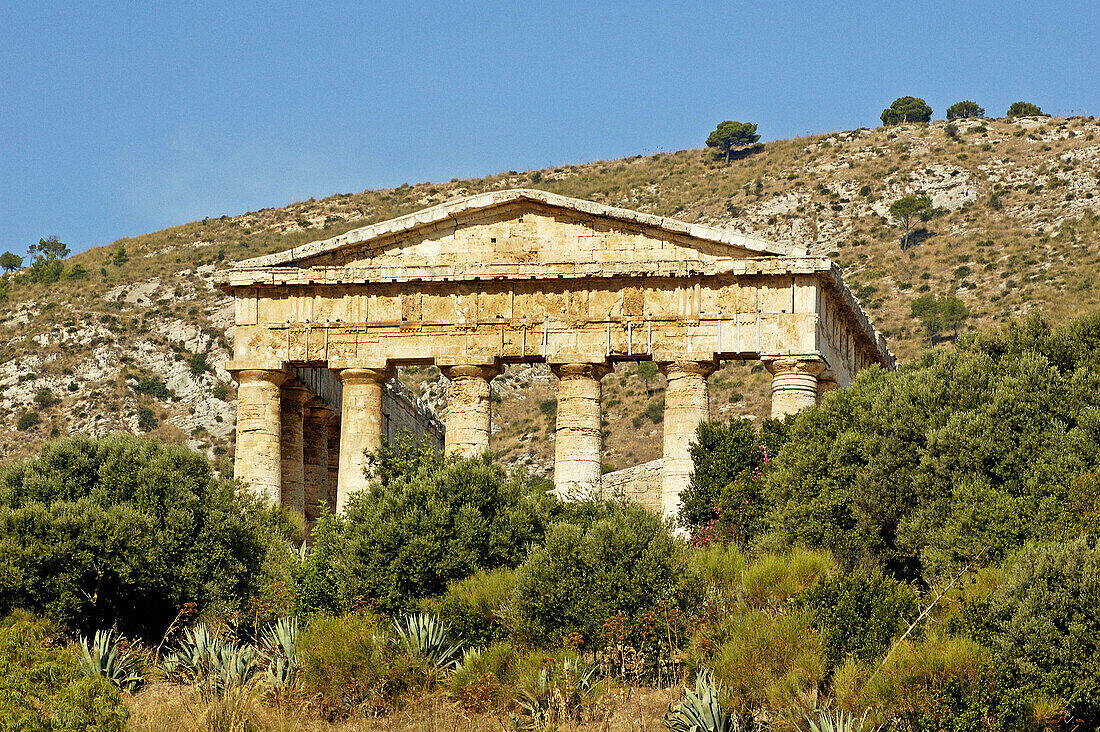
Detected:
left=2, top=115, right=1098, bottom=469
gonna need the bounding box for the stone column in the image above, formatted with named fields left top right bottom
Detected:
left=231, top=368, right=288, bottom=505
left=279, top=381, right=311, bottom=515
left=326, top=420, right=340, bottom=508
left=303, top=401, right=333, bottom=521
left=440, top=364, right=499, bottom=457
left=659, top=360, right=717, bottom=520
left=334, top=367, right=392, bottom=513
left=817, top=374, right=839, bottom=404
left=550, top=362, right=610, bottom=500
left=764, top=357, right=827, bottom=418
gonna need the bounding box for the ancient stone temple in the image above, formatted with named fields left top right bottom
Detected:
left=217, top=189, right=893, bottom=519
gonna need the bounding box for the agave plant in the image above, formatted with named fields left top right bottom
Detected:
left=260, top=616, right=300, bottom=690
left=163, top=623, right=259, bottom=696
left=79, top=629, right=143, bottom=692
left=805, top=709, right=880, bottom=732
left=393, top=612, right=462, bottom=670
left=664, top=670, right=739, bottom=732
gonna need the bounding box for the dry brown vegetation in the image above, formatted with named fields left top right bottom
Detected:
left=2, top=114, right=1099, bottom=470
left=125, top=684, right=679, bottom=731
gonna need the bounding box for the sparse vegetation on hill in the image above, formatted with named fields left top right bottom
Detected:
left=2, top=113, right=1100, bottom=477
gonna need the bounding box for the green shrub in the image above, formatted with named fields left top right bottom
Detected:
left=450, top=641, right=518, bottom=710
left=34, top=389, right=57, bottom=408
left=434, top=567, right=517, bottom=646
left=16, top=412, right=40, bottom=431
left=859, top=634, right=1044, bottom=732
left=298, top=613, right=422, bottom=718
left=0, top=616, right=129, bottom=731
left=679, top=418, right=786, bottom=538
left=796, top=567, right=918, bottom=667
left=765, top=312, right=1100, bottom=581
left=511, top=501, right=696, bottom=649
left=977, top=538, right=1100, bottom=726
left=688, top=543, right=747, bottom=610
left=0, top=435, right=276, bottom=639
left=335, top=438, right=554, bottom=615
left=707, top=609, right=826, bottom=719
left=740, top=548, right=835, bottom=609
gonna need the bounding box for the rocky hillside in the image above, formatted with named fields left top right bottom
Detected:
left=3, top=115, right=1099, bottom=473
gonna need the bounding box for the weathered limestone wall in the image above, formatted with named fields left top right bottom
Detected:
left=601, top=459, right=663, bottom=513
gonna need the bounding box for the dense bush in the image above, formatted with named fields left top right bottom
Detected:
left=511, top=501, right=697, bottom=648
left=310, top=438, right=554, bottom=616
left=678, top=418, right=786, bottom=542
left=975, top=538, right=1100, bottom=726
left=0, top=615, right=128, bottom=731
left=0, top=435, right=276, bottom=639
left=432, top=567, right=517, bottom=647
left=706, top=609, right=826, bottom=720
left=298, top=613, right=394, bottom=717
left=765, top=312, right=1100, bottom=581
left=797, top=567, right=918, bottom=667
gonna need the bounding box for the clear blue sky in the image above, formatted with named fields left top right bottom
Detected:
left=2, top=1, right=1097, bottom=255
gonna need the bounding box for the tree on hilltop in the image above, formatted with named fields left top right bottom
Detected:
left=880, top=96, right=933, bottom=126
left=706, top=120, right=761, bottom=163
left=1007, top=101, right=1044, bottom=118
left=889, top=194, right=932, bottom=250
left=0, top=252, right=21, bottom=273
left=946, top=100, right=984, bottom=120
left=26, top=235, right=70, bottom=284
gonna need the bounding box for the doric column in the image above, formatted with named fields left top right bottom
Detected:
left=326, top=420, right=340, bottom=509
left=280, top=381, right=311, bottom=515
left=439, top=364, right=500, bottom=457
left=231, top=368, right=288, bottom=505
left=334, top=367, right=393, bottom=513
left=764, top=357, right=827, bottom=418
left=303, top=401, right=334, bottom=521
left=550, top=362, right=610, bottom=500
left=659, top=360, right=717, bottom=520
left=817, top=374, right=839, bottom=404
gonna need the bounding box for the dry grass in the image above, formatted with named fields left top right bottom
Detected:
left=126, top=683, right=680, bottom=731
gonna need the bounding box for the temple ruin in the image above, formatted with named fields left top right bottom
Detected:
left=216, top=189, right=894, bottom=519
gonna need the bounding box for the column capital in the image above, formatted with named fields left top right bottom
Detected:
left=763, top=356, right=827, bottom=377
left=658, top=359, right=718, bottom=378
left=305, top=398, right=338, bottom=423
left=334, top=366, right=394, bottom=386
left=439, top=364, right=501, bottom=381
left=550, top=361, right=612, bottom=380
left=280, top=379, right=313, bottom=403
left=230, top=368, right=289, bottom=387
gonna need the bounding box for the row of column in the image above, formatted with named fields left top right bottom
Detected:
left=232, top=356, right=830, bottom=520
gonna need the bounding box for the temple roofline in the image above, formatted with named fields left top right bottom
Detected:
left=227, top=188, right=795, bottom=270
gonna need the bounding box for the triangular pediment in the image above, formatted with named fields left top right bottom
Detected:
left=232, top=189, right=793, bottom=272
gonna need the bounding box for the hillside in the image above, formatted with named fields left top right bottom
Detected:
left=2, top=115, right=1099, bottom=471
